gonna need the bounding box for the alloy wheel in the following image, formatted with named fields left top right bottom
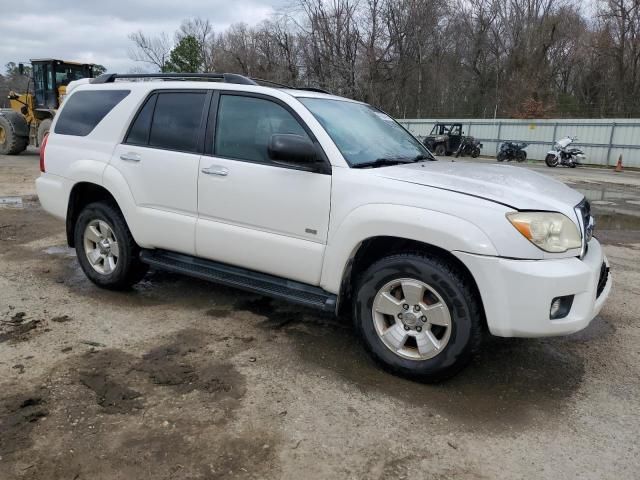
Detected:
left=83, top=219, right=120, bottom=275
left=372, top=278, right=452, bottom=360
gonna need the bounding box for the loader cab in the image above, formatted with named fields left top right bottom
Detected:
left=30, top=59, right=95, bottom=109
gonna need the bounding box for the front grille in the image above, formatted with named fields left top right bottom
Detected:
left=596, top=262, right=609, bottom=298
left=575, top=198, right=593, bottom=258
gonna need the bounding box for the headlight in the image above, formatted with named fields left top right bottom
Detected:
left=507, top=212, right=581, bottom=253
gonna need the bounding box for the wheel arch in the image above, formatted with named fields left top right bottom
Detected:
left=335, top=235, right=487, bottom=328
left=66, top=182, right=123, bottom=247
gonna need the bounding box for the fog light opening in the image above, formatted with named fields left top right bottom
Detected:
left=550, top=295, right=574, bottom=320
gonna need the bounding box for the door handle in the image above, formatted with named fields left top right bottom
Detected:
left=201, top=165, right=229, bottom=176
left=120, top=152, right=141, bottom=162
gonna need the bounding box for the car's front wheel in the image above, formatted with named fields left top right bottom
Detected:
left=74, top=202, right=148, bottom=290
left=354, top=253, right=483, bottom=382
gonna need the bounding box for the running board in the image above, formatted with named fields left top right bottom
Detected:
left=139, top=249, right=337, bottom=313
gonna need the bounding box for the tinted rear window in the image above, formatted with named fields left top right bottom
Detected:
left=148, top=92, right=206, bottom=152
left=126, top=94, right=157, bottom=145
left=54, top=90, right=130, bottom=136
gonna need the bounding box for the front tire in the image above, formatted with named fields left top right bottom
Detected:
left=354, top=253, right=483, bottom=382
left=516, top=150, right=526, bottom=162
left=74, top=202, right=148, bottom=290
left=434, top=144, right=446, bottom=156
left=0, top=113, right=28, bottom=155
left=471, top=147, right=480, bottom=158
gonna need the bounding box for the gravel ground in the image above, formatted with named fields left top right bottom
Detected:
left=1, top=150, right=639, bottom=480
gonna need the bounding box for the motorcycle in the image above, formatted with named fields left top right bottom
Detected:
left=454, top=136, right=482, bottom=158
left=545, top=136, right=586, bottom=168
left=497, top=142, right=527, bottom=162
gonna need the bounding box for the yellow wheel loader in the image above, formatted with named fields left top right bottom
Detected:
left=0, top=59, right=95, bottom=155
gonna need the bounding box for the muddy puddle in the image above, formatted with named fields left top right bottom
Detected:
left=0, top=328, right=279, bottom=479
left=571, top=182, right=640, bottom=215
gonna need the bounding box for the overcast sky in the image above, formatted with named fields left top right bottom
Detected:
left=0, top=0, right=286, bottom=74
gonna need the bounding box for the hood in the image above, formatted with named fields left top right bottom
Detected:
left=373, top=161, right=584, bottom=214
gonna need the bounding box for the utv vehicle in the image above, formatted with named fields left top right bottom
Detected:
left=423, top=123, right=480, bottom=157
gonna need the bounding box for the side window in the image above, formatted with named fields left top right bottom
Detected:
left=148, top=92, right=206, bottom=153
left=54, top=90, right=130, bottom=136
left=215, top=95, right=310, bottom=163
left=126, top=94, right=156, bottom=145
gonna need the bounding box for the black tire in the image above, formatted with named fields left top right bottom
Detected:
left=354, top=253, right=483, bottom=382
left=0, top=113, right=29, bottom=155
left=434, top=144, right=446, bottom=156
left=74, top=202, right=148, bottom=290
left=545, top=154, right=558, bottom=167
left=516, top=150, right=526, bottom=162
left=497, top=152, right=506, bottom=162
left=471, top=147, right=480, bottom=158
left=37, top=118, right=52, bottom=146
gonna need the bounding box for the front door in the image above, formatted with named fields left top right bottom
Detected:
left=196, top=92, right=331, bottom=285
left=448, top=124, right=462, bottom=152
left=111, top=90, right=209, bottom=255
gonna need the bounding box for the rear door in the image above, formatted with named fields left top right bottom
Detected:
left=195, top=92, right=332, bottom=285
left=111, top=89, right=210, bottom=255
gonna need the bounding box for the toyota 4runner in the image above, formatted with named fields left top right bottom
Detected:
left=36, top=73, right=612, bottom=381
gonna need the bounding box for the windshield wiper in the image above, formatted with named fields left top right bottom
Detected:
left=410, top=154, right=434, bottom=162
left=352, top=154, right=432, bottom=169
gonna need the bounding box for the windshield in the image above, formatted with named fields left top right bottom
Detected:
left=55, top=64, right=89, bottom=86
left=299, top=98, right=432, bottom=167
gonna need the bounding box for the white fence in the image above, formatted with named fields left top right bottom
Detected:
left=398, top=118, right=640, bottom=168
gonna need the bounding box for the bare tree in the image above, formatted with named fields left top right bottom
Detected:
left=124, top=0, right=640, bottom=118
left=128, top=31, right=172, bottom=72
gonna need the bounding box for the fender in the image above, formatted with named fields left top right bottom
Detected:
left=320, top=204, right=499, bottom=293
left=101, top=163, right=149, bottom=246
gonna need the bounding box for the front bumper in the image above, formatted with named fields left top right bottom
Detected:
left=454, top=238, right=612, bottom=337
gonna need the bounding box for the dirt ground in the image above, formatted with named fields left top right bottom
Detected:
left=1, top=150, right=639, bottom=480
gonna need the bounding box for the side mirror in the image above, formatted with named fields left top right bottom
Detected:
left=18, top=63, right=24, bottom=75
left=268, top=134, right=318, bottom=164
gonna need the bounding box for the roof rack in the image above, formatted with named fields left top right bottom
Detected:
left=91, top=72, right=333, bottom=94
left=91, top=72, right=258, bottom=85
left=295, top=86, right=332, bottom=94
left=250, top=77, right=331, bottom=94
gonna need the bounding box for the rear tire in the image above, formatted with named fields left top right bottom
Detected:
left=74, top=202, right=148, bottom=290
left=37, top=118, right=52, bottom=146
left=354, top=253, right=483, bottom=382
left=516, top=150, right=526, bottom=162
left=434, top=144, right=446, bottom=156
left=545, top=154, right=558, bottom=167
left=471, top=147, right=480, bottom=158
left=0, top=113, right=28, bottom=155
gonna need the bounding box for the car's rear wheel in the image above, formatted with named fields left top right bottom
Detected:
left=74, top=202, right=148, bottom=290
left=354, top=253, right=483, bottom=382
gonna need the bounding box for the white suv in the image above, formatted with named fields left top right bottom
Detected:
left=36, top=73, right=611, bottom=381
